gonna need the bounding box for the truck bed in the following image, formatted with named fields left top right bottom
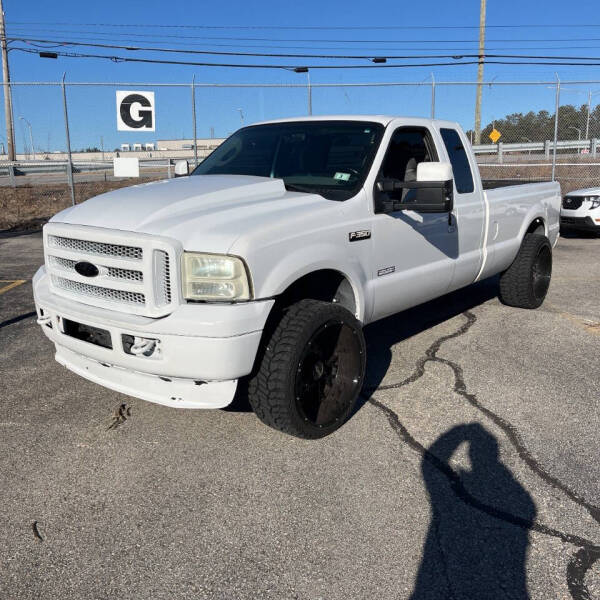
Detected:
left=481, top=179, right=547, bottom=190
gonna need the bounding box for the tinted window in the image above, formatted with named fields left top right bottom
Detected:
left=193, top=121, right=384, bottom=201
left=440, top=128, right=474, bottom=194
left=376, top=127, right=436, bottom=207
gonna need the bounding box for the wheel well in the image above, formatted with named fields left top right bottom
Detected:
left=526, top=217, right=546, bottom=236
left=275, top=270, right=357, bottom=316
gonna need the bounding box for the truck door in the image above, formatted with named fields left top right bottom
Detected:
left=437, top=126, right=486, bottom=291
left=370, top=125, right=457, bottom=320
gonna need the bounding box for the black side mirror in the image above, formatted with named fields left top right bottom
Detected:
left=377, top=179, right=454, bottom=214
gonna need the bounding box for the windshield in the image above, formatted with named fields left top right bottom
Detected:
left=191, top=120, right=385, bottom=201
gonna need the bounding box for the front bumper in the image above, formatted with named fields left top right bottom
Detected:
left=560, top=216, right=600, bottom=232
left=33, top=267, right=274, bottom=409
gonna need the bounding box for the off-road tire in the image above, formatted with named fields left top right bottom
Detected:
left=248, top=299, right=366, bottom=439
left=499, top=233, right=552, bottom=309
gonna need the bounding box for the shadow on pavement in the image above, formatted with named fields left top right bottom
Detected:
left=362, top=275, right=500, bottom=398
left=410, top=423, right=536, bottom=599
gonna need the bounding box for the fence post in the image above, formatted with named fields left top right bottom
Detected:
left=592, top=139, right=599, bottom=158
left=61, top=73, right=75, bottom=205
left=551, top=74, right=560, bottom=182
left=498, top=141, right=503, bottom=164
left=430, top=73, right=435, bottom=119
left=191, top=75, right=198, bottom=168
left=167, top=158, right=172, bottom=179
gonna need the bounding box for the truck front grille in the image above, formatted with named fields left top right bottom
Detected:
left=48, top=235, right=143, bottom=260
left=51, top=275, right=146, bottom=305
left=44, top=225, right=178, bottom=317
left=49, top=256, right=144, bottom=282
left=155, top=250, right=172, bottom=306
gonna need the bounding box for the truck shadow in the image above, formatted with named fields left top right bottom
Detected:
left=360, top=275, right=500, bottom=406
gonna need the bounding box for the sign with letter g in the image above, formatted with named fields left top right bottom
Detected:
left=116, top=91, right=155, bottom=131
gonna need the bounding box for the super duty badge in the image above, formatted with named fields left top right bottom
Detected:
left=349, top=230, right=371, bottom=242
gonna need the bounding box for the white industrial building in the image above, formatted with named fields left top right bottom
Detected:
left=156, top=138, right=225, bottom=151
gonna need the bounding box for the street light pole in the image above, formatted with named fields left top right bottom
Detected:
left=0, top=0, right=16, bottom=161
left=474, top=0, right=487, bottom=145
left=19, top=116, right=34, bottom=159
left=569, top=126, right=581, bottom=141
left=586, top=90, right=592, bottom=140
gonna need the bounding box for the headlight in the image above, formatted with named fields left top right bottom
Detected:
left=182, top=253, right=251, bottom=301
left=587, top=196, right=600, bottom=209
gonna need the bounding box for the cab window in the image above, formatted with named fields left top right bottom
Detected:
left=375, top=126, right=437, bottom=211
left=440, top=128, right=474, bottom=194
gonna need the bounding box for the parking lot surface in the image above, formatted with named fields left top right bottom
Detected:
left=1, top=230, right=599, bottom=600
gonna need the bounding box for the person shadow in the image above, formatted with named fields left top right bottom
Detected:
left=410, top=423, right=537, bottom=600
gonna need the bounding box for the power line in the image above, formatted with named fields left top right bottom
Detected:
left=8, top=20, right=600, bottom=30
left=15, top=46, right=600, bottom=69
left=7, top=31, right=600, bottom=53
left=13, top=46, right=480, bottom=68
left=6, top=26, right=600, bottom=44
left=12, top=36, right=600, bottom=62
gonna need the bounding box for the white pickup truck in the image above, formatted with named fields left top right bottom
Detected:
left=33, top=116, right=560, bottom=438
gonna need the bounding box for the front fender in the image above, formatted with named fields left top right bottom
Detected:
left=251, top=242, right=369, bottom=322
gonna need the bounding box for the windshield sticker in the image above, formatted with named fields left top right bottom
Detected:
left=334, top=172, right=351, bottom=181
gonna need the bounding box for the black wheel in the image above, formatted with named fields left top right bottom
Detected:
left=248, top=299, right=366, bottom=439
left=499, top=233, right=552, bottom=309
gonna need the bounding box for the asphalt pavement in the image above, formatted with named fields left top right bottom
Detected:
left=0, top=230, right=599, bottom=599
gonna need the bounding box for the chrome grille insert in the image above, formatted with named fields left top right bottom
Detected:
left=49, top=256, right=143, bottom=282
left=154, top=250, right=172, bottom=306
left=48, top=235, right=143, bottom=260
left=51, top=275, right=145, bottom=305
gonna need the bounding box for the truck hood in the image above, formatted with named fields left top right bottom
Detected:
left=51, top=174, right=336, bottom=253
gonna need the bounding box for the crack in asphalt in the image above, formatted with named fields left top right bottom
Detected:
left=362, top=309, right=600, bottom=600
left=107, top=403, right=132, bottom=431
left=32, top=520, right=43, bottom=542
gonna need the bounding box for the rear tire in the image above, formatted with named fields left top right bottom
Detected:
left=499, top=233, right=552, bottom=309
left=248, top=299, right=366, bottom=439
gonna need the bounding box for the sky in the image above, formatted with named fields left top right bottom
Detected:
left=4, top=0, right=600, bottom=152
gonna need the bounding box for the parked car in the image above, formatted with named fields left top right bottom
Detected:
left=33, top=116, right=560, bottom=438
left=560, top=188, right=600, bottom=234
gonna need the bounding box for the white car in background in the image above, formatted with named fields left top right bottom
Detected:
left=560, top=188, right=600, bottom=234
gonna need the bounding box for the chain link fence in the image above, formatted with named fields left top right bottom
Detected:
left=2, top=78, right=600, bottom=230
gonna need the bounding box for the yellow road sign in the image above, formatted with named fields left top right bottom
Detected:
left=489, top=128, right=502, bottom=143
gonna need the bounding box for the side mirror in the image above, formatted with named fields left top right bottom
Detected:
left=376, top=161, right=454, bottom=214
left=174, top=160, right=189, bottom=177
left=416, top=161, right=453, bottom=183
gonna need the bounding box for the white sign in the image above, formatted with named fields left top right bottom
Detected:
left=114, top=157, right=140, bottom=178
left=116, top=90, right=155, bottom=132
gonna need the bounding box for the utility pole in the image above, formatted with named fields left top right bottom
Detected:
left=0, top=0, right=16, bottom=161
left=474, top=0, right=487, bottom=144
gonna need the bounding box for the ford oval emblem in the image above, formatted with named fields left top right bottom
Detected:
left=75, top=261, right=100, bottom=277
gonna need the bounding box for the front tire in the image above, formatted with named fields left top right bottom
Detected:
left=499, top=233, right=552, bottom=309
left=248, top=299, right=366, bottom=439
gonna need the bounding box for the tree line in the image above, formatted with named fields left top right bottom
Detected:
left=466, top=104, right=600, bottom=143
